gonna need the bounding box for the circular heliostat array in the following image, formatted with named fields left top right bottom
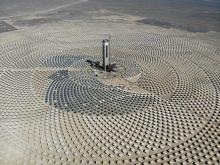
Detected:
left=0, top=25, right=219, bottom=165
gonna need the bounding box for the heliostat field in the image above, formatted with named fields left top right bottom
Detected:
left=0, top=23, right=219, bottom=165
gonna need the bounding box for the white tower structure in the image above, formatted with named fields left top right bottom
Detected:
left=102, top=39, right=110, bottom=71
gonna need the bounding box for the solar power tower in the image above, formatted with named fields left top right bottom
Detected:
left=102, top=39, right=110, bottom=71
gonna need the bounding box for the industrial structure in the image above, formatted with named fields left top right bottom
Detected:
left=86, top=38, right=116, bottom=72
left=102, top=39, right=110, bottom=71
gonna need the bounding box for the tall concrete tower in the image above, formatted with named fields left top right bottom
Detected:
left=102, top=39, right=110, bottom=71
